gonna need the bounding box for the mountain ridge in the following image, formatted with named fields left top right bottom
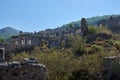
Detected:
left=0, top=27, right=20, bottom=40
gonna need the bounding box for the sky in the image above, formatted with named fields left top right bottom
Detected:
left=0, top=0, right=120, bottom=32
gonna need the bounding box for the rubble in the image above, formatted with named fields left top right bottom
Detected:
left=0, top=57, right=46, bottom=80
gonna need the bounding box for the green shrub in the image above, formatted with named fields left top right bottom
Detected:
left=11, top=52, right=30, bottom=62
left=31, top=47, right=41, bottom=54
left=72, top=35, right=86, bottom=56
left=88, top=26, right=97, bottom=34
left=91, top=44, right=104, bottom=53
left=87, top=25, right=112, bottom=35
left=11, top=44, right=118, bottom=80
left=0, top=38, right=5, bottom=43
left=69, top=69, right=90, bottom=80
left=114, top=41, right=120, bottom=52
left=96, top=27, right=112, bottom=34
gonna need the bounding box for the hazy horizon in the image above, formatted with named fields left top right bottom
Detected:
left=0, top=0, right=120, bottom=32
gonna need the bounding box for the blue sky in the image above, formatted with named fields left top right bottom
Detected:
left=0, top=0, right=120, bottom=32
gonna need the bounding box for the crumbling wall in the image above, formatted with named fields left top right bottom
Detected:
left=0, top=57, right=46, bottom=80
left=102, top=56, right=120, bottom=80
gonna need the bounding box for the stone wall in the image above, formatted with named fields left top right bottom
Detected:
left=0, top=57, right=46, bottom=80
left=0, top=48, right=5, bottom=62
left=10, top=33, right=40, bottom=52
left=102, top=56, right=120, bottom=80
left=97, top=16, right=120, bottom=33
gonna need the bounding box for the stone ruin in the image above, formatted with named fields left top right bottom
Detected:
left=102, top=56, right=120, bottom=80
left=0, top=48, right=46, bottom=80
left=81, top=18, right=88, bottom=37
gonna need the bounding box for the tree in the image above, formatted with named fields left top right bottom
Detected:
left=72, top=35, right=86, bottom=56
left=81, top=18, right=88, bottom=37
left=0, top=38, right=4, bottom=43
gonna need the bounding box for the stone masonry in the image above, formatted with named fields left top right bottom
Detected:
left=0, top=57, right=46, bottom=80
left=0, top=48, right=5, bottom=63
left=102, top=56, right=120, bottom=80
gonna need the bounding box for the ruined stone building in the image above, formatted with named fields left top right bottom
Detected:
left=9, top=33, right=40, bottom=52
left=0, top=40, right=46, bottom=80
left=97, top=16, right=120, bottom=33
left=97, top=16, right=120, bottom=27
left=48, top=36, right=61, bottom=48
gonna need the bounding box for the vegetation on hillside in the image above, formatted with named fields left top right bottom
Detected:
left=11, top=46, right=119, bottom=80
left=11, top=32, right=120, bottom=80
left=87, top=25, right=112, bottom=34
left=3, top=14, right=120, bottom=80
left=60, top=14, right=120, bottom=29
left=0, top=38, right=5, bottom=43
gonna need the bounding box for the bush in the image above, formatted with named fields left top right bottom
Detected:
left=11, top=52, right=30, bottom=62
left=72, top=35, right=86, bottom=56
left=91, top=44, right=104, bottom=53
left=97, top=27, right=112, bottom=34
left=69, top=69, right=90, bottom=80
left=88, top=26, right=98, bottom=34
left=87, top=26, right=112, bottom=35
left=11, top=44, right=118, bottom=80
left=114, top=41, right=120, bottom=52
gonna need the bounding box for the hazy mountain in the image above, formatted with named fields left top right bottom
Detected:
left=0, top=27, right=20, bottom=40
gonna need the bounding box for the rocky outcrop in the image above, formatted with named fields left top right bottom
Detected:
left=0, top=57, right=46, bottom=80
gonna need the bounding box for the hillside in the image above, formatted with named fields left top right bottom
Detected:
left=36, top=14, right=120, bottom=38
left=1, top=14, right=120, bottom=40
left=3, top=14, right=120, bottom=80
left=60, top=14, right=120, bottom=29
left=0, top=27, right=20, bottom=40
